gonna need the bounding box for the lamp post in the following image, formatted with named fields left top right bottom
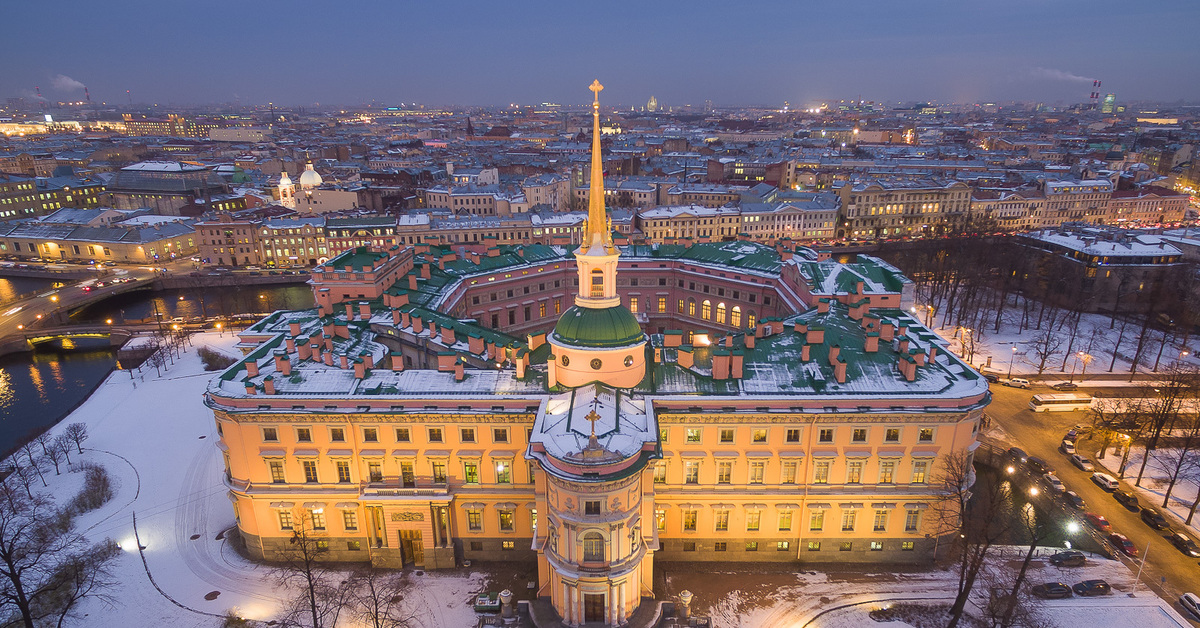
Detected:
left=925, top=305, right=934, bottom=327
left=1008, top=346, right=1018, bottom=379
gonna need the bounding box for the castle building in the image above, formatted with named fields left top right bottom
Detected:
left=206, top=81, right=986, bottom=627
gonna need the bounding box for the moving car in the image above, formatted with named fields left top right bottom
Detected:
left=1007, top=447, right=1029, bottom=463
left=1064, top=491, right=1085, bottom=508
left=1060, top=440, right=1076, bottom=455
left=1114, top=490, right=1139, bottom=510
left=1167, top=532, right=1200, bottom=557
left=1140, top=507, right=1171, bottom=530
left=1109, top=533, right=1138, bottom=557
left=1070, top=455, right=1094, bottom=472
left=1084, top=512, right=1111, bottom=531
left=1043, top=473, right=1065, bottom=493
left=1073, top=580, right=1112, bottom=596
left=1005, top=377, right=1031, bottom=389
left=1027, top=457, right=1052, bottom=475
left=1181, top=593, right=1200, bottom=619
left=1092, top=472, right=1119, bottom=491
left=1049, top=550, right=1086, bottom=567
left=1031, top=582, right=1072, bottom=599
left=1052, top=382, right=1079, bottom=391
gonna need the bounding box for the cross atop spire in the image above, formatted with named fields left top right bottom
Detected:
left=589, top=79, right=604, bottom=102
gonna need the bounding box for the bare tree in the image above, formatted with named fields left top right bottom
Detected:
left=993, top=495, right=1055, bottom=628
left=1134, top=364, right=1199, bottom=486
left=43, top=442, right=64, bottom=475
left=1028, top=330, right=1064, bottom=376
left=18, top=441, right=47, bottom=488
left=43, top=539, right=120, bottom=628
left=63, top=424, right=88, bottom=455
left=272, top=514, right=350, bottom=628
left=52, top=435, right=73, bottom=469
left=347, top=568, right=416, bottom=628
left=1151, top=414, right=1200, bottom=508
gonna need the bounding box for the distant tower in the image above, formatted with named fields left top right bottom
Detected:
left=297, top=160, right=323, bottom=211
left=278, top=170, right=296, bottom=209
left=466, top=117, right=474, bottom=136
left=646, top=95, right=658, bottom=112
left=1089, top=80, right=1101, bottom=110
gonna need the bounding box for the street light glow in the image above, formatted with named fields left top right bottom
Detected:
left=1066, top=521, right=1081, bottom=534
left=1029, top=486, right=1040, bottom=497
left=1006, top=466, right=1015, bottom=474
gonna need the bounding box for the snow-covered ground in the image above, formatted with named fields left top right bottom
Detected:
left=22, top=332, right=486, bottom=627
left=1095, top=443, right=1200, bottom=539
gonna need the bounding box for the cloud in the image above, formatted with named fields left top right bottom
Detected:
left=51, top=74, right=86, bottom=91
left=1030, top=67, right=1096, bottom=83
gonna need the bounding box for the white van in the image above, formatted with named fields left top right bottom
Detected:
left=1091, top=472, right=1120, bottom=491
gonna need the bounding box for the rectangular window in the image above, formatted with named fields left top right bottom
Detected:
left=269, top=461, right=285, bottom=484
left=659, top=428, right=668, bottom=443
left=745, top=541, right=759, bottom=552
left=657, top=297, right=666, bottom=313
left=467, top=509, right=482, bottom=531
left=653, top=464, right=666, bottom=484
left=493, top=428, right=509, bottom=443
left=336, top=461, right=351, bottom=483
left=918, top=428, right=934, bottom=442
left=873, top=509, right=889, bottom=532
left=302, top=460, right=318, bottom=483
left=367, top=461, right=382, bottom=483
left=686, top=428, right=701, bottom=443
left=879, top=461, right=895, bottom=484
left=778, top=510, right=793, bottom=531
left=461, top=428, right=475, bottom=443
left=296, top=427, right=312, bottom=442
left=785, top=429, right=800, bottom=442
left=428, top=428, right=443, bottom=443
left=684, top=461, right=700, bottom=484
left=847, top=461, right=863, bottom=484
left=852, top=428, right=867, bottom=442
left=840, top=542, right=853, bottom=552
left=330, top=427, right=345, bottom=442
left=343, top=510, right=358, bottom=530
left=363, top=428, right=378, bottom=442
left=782, top=461, right=797, bottom=484
left=400, top=462, right=415, bottom=487
left=715, top=510, right=729, bottom=532
left=656, top=509, right=666, bottom=532
left=499, top=510, right=514, bottom=531
left=348, top=541, right=361, bottom=551
left=818, top=428, right=833, bottom=442
left=749, top=461, right=764, bottom=484
left=714, top=542, right=727, bottom=552
left=719, top=429, right=734, bottom=443
left=717, top=461, right=732, bottom=484
left=585, top=501, right=601, bottom=515
left=464, top=462, right=479, bottom=483
left=495, top=461, right=512, bottom=484
left=262, top=427, right=279, bottom=442
left=905, top=509, right=920, bottom=532
left=901, top=541, right=914, bottom=551
left=841, top=509, right=857, bottom=532
left=432, top=462, right=447, bottom=484
left=870, top=541, right=883, bottom=552
left=807, top=541, right=821, bottom=552
left=814, top=461, right=830, bottom=484
left=682, top=541, right=696, bottom=552
left=911, top=461, right=928, bottom=484
left=395, top=428, right=411, bottom=442
left=310, top=509, right=326, bottom=530
left=752, top=429, right=767, bottom=443
left=683, top=510, right=697, bottom=531
left=884, top=428, right=900, bottom=442
left=777, top=541, right=790, bottom=552
left=810, top=510, right=825, bottom=531
left=278, top=511, right=293, bottom=530
left=502, top=541, right=514, bottom=550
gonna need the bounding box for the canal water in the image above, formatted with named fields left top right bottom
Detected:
left=0, top=276, right=63, bottom=305
left=0, top=282, right=313, bottom=457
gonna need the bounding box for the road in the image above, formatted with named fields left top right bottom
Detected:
left=989, top=383, right=1200, bottom=624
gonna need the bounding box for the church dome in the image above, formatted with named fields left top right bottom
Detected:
left=298, top=162, right=322, bottom=188
left=551, top=305, right=644, bottom=348
left=279, top=171, right=292, bottom=186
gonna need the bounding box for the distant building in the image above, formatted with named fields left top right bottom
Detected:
left=0, top=207, right=195, bottom=262
left=107, top=161, right=231, bottom=214
left=833, top=178, right=972, bottom=240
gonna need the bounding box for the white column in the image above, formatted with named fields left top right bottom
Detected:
left=562, top=581, right=572, bottom=626
left=619, top=580, right=627, bottom=624
left=609, top=583, right=617, bottom=626
left=571, top=586, right=580, bottom=627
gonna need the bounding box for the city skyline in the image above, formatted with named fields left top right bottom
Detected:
left=4, top=0, right=1200, bottom=107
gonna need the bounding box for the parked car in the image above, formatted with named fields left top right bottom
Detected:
left=1053, top=382, right=1079, bottom=391
left=1043, top=473, right=1065, bottom=493
left=1140, top=507, right=1171, bottom=530
left=1049, top=550, right=1086, bottom=567
left=1181, top=593, right=1200, bottom=619
left=983, top=373, right=1000, bottom=383
left=1092, top=472, right=1119, bottom=491
left=1070, top=455, right=1095, bottom=472
left=1114, top=490, right=1140, bottom=510
left=1064, top=429, right=1080, bottom=442
left=1084, top=512, right=1111, bottom=531
left=1167, top=532, right=1200, bottom=557
left=1072, top=423, right=1092, bottom=434
left=1063, top=491, right=1085, bottom=509
left=1004, top=377, right=1031, bottom=389
left=1007, top=447, right=1029, bottom=463
left=1031, top=582, right=1073, bottom=599
left=1109, top=533, right=1138, bottom=557
left=1028, top=457, right=1052, bottom=475
left=1073, top=580, right=1112, bottom=596
left=1060, top=440, right=1077, bottom=455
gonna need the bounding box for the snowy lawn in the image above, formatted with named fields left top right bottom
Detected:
left=1095, top=443, right=1200, bottom=538
left=17, top=332, right=490, bottom=628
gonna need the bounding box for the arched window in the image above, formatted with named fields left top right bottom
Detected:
left=702, top=300, right=712, bottom=320
left=687, top=298, right=696, bottom=317
left=590, top=269, right=604, bottom=298
left=716, top=302, right=727, bottom=324
left=583, top=532, right=605, bottom=562
left=731, top=306, right=742, bottom=328
left=747, top=311, right=757, bottom=329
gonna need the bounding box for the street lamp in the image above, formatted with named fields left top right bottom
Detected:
left=1029, top=486, right=1040, bottom=497
left=1008, top=347, right=1018, bottom=379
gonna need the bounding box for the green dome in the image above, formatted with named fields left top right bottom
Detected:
left=551, top=305, right=645, bottom=348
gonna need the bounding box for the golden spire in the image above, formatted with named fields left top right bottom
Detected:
left=583, top=79, right=614, bottom=254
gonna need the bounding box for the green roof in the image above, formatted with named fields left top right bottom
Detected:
left=551, top=305, right=645, bottom=348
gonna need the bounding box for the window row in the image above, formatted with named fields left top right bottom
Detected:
left=659, top=425, right=938, bottom=445
left=263, top=458, right=526, bottom=486
left=261, top=425, right=524, bottom=445
left=655, top=459, right=929, bottom=486
left=661, top=507, right=922, bottom=534
left=680, top=540, right=918, bottom=553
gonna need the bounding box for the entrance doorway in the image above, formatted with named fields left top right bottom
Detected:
left=583, top=593, right=605, bottom=623
left=398, top=530, right=423, bottom=567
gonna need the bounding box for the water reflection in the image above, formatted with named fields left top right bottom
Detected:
left=0, top=277, right=62, bottom=304
left=72, top=284, right=315, bottom=324
left=0, top=344, right=116, bottom=457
